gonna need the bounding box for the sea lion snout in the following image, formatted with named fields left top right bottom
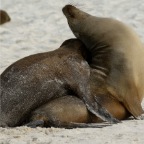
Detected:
left=62, top=5, right=90, bottom=20
left=62, top=5, right=76, bottom=19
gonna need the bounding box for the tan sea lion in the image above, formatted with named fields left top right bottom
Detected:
left=0, top=39, right=118, bottom=127
left=0, top=10, right=11, bottom=25
left=25, top=96, right=111, bottom=128
left=63, top=5, right=144, bottom=119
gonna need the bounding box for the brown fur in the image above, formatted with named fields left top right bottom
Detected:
left=63, top=5, right=144, bottom=119
left=0, top=10, right=10, bottom=25
left=0, top=39, right=118, bottom=128
left=27, top=96, right=91, bottom=128
left=27, top=95, right=129, bottom=128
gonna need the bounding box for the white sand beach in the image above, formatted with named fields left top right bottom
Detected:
left=0, top=0, right=144, bottom=143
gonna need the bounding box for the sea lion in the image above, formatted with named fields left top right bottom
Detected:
left=25, top=96, right=112, bottom=128
left=63, top=5, right=144, bottom=119
left=0, top=10, right=11, bottom=25
left=25, top=76, right=129, bottom=128
left=0, top=38, right=118, bottom=127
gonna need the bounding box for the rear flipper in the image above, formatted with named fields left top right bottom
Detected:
left=47, top=120, right=112, bottom=128
left=25, top=120, right=111, bottom=129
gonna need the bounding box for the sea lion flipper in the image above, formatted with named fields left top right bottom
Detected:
left=92, top=97, right=120, bottom=123
left=78, top=94, right=119, bottom=123
left=45, top=120, right=112, bottom=128
left=56, top=122, right=112, bottom=128
left=25, top=120, right=111, bottom=128
left=122, top=82, right=144, bottom=118
left=25, top=120, right=44, bottom=128
left=123, top=94, right=143, bottom=118
left=85, top=96, right=120, bottom=123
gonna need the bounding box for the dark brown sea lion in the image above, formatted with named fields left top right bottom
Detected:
left=0, top=39, right=118, bottom=127
left=0, top=10, right=11, bottom=25
left=63, top=5, right=144, bottom=119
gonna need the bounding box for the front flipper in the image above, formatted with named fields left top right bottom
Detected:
left=122, top=83, right=144, bottom=119
left=123, top=96, right=144, bottom=119
left=86, top=97, right=120, bottom=124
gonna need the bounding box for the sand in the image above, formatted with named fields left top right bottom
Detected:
left=0, top=0, right=144, bottom=144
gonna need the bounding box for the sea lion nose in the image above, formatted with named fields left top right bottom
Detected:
left=62, top=5, right=76, bottom=18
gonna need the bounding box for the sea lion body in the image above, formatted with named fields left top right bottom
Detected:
left=26, top=96, right=92, bottom=128
left=63, top=5, right=144, bottom=118
left=26, top=93, right=128, bottom=128
left=0, top=39, right=118, bottom=127
left=0, top=39, right=89, bottom=127
left=0, top=10, right=11, bottom=25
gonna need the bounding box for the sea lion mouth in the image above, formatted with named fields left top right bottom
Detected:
left=62, top=5, right=76, bottom=19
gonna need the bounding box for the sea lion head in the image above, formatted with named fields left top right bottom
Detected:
left=62, top=5, right=92, bottom=39
left=0, top=10, right=11, bottom=25
left=62, top=5, right=133, bottom=49
left=62, top=5, right=111, bottom=49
